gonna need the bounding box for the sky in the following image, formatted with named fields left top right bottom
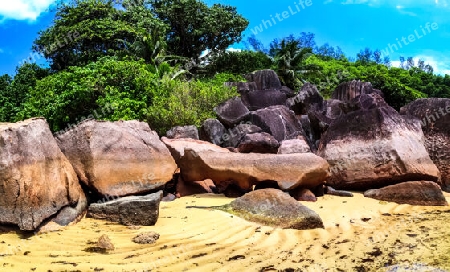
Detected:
left=1, top=0, right=450, bottom=76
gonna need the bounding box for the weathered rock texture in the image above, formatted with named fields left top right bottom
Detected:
left=214, top=97, right=250, bottom=127
left=332, top=80, right=382, bottom=102
left=56, top=120, right=177, bottom=197
left=0, top=118, right=86, bottom=230
left=199, top=118, right=227, bottom=146
left=166, top=125, right=199, bottom=140
left=287, top=83, right=324, bottom=115
left=179, top=150, right=329, bottom=191
left=237, top=132, right=280, bottom=154
left=176, top=177, right=216, bottom=197
left=249, top=105, right=304, bottom=142
left=318, top=94, right=440, bottom=190
left=400, top=98, right=450, bottom=192
left=87, top=191, right=163, bottom=226
left=161, top=137, right=229, bottom=165
left=364, top=181, right=448, bottom=206
left=245, top=69, right=282, bottom=91
left=277, top=139, right=311, bottom=154
left=241, top=90, right=287, bottom=111
left=227, top=189, right=324, bottom=229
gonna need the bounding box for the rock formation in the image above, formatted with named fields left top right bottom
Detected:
left=0, top=118, right=86, bottom=230
left=56, top=120, right=177, bottom=197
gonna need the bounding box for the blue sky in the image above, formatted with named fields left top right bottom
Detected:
left=1, top=0, right=450, bottom=76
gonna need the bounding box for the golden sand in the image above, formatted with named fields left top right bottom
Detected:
left=1, top=192, right=449, bottom=272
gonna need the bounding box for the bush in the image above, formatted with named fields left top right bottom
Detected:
left=147, top=73, right=242, bottom=135
left=208, top=50, right=273, bottom=75
left=19, top=57, right=242, bottom=135
left=19, top=58, right=158, bottom=131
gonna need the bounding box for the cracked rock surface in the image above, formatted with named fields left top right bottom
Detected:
left=0, top=118, right=86, bottom=231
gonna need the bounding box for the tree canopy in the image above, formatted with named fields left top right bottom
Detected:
left=149, top=0, right=249, bottom=62
left=32, top=0, right=166, bottom=71
left=1, top=0, right=450, bottom=135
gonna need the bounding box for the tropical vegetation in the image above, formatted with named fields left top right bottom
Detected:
left=1, top=0, right=450, bottom=136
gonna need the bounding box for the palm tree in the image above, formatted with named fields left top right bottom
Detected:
left=272, top=39, right=321, bottom=90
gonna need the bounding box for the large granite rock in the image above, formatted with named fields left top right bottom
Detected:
left=318, top=94, right=440, bottom=190
left=332, top=80, right=383, bottom=102
left=87, top=191, right=163, bottom=226
left=161, top=137, right=229, bottom=165
left=0, top=118, right=86, bottom=231
left=287, top=83, right=324, bottom=115
left=226, top=189, right=324, bottom=229
left=245, top=69, right=282, bottom=90
left=166, top=125, right=199, bottom=140
left=400, top=98, right=450, bottom=191
left=237, top=132, right=280, bottom=154
left=224, top=123, right=263, bottom=148
left=364, top=181, right=448, bottom=206
left=214, top=97, right=250, bottom=127
left=199, top=118, right=227, bottom=146
left=179, top=150, right=329, bottom=191
left=56, top=120, right=177, bottom=197
left=249, top=105, right=305, bottom=142
left=241, top=90, right=287, bottom=111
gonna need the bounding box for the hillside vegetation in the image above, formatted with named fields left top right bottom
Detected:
left=1, top=0, right=449, bottom=135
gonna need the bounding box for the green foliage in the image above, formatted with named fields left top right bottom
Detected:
left=149, top=0, right=249, bottom=61
left=271, top=38, right=321, bottom=90
left=33, top=0, right=166, bottom=71
left=304, top=55, right=428, bottom=109
left=0, top=64, right=49, bottom=122
left=18, top=57, right=240, bottom=135
left=147, top=73, right=242, bottom=135
left=19, top=58, right=157, bottom=131
left=208, top=50, right=273, bottom=75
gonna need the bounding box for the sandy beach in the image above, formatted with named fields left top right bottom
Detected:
left=1, top=192, right=449, bottom=272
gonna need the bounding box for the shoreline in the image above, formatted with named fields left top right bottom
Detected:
left=0, top=192, right=449, bottom=272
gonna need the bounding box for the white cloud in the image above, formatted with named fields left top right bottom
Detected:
left=0, top=0, right=55, bottom=22
left=391, top=56, right=450, bottom=75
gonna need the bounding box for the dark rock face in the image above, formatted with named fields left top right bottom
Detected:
left=199, top=118, right=227, bottom=146
left=56, top=120, right=177, bottom=198
left=280, top=86, right=296, bottom=98
left=237, top=132, right=280, bottom=154
left=242, top=90, right=287, bottom=111
left=176, top=177, right=216, bottom=197
left=228, top=189, right=324, bottom=229
left=179, top=150, right=329, bottom=191
left=307, top=99, right=346, bottom=148
left=249, top=105, right=305, bottom=142
left=364, top=181, right=448, bottom=206
left=166, top=125, right=199, bottom=140
left=332, top=80, right=383, bottom=102
left=245, top=69, right=282, bottom=90
left=400, top=98, right=450, bottom=191
left=223, top=123, right=263, bottom=148
left=318, top=94, right=440, bottom=190
left=287, top=83, right=324, bottom=115
left=0, top=118, right=86, bottom=231
left=291, top=188, right=317, bottom=202
left=325, top=186, right=353, bottom=197
left=214, top=97, right=250, bottom=127
left=87, top=191, right=163, bottom=226
left=236, top=82, right=258, bottom=93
